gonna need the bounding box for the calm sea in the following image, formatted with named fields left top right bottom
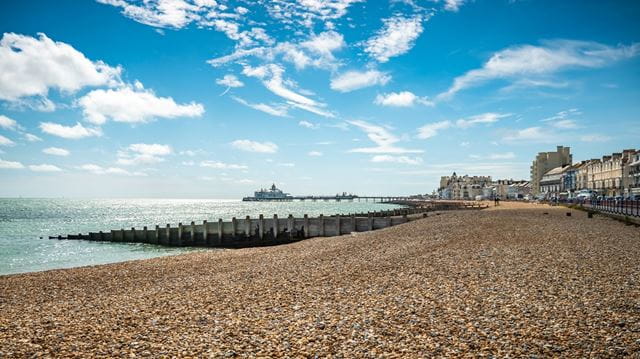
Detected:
left=0, top=198, right=404, bottom=275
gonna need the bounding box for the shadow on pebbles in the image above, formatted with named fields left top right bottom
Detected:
left=1, top=202, right=639, bottom=357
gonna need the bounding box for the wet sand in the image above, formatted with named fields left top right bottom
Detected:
left=1, top=202, right=639, bottom=357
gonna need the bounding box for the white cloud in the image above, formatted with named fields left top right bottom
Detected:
left=242, top=64, right=333, bottom=117
left=29, top=164, right=62, bottom=172
left=374, top=91, right=433, bottom=107
left=117, top=143, right=172, bottom=165
left=265, top=0, right=363, bottom=28
left=553, top=119, right=579, bottom=129
left=0, top=158, right=24, bottom=169
left=0, top=115, right=19, bottom=131
left=78, top=82, right=204, bottom=125
left=39, top=122, right=102, bottom=139
left=456, top=112, right=511, bottom=128
left=0, top=32, right=121, bottom=102
left=348, top=120, right=423, bottom=154
left=232, top=96, right=289, bottom=117
left=580, top=134, right=611, bottom=143
left=541, top=108, right=580, bottom=129
left=79, top=163, right=146, bottom=176
left=470, top=152, right=516, bottom=160
left=0, top=134, right=15, bottom=146
left=371, top=155, right=423, bottom=165
left=364, top=15, right=425, bottom=63
left=96, top=0, right=219, bottom=29
left=438, top=40, right=640, bottom=100
left=308, top=151, right=323, bottom=156
left=24, top=133, right=43, bottom=142
left=298, top=120, right=319, bottom=129
left=278, top=162, right=295, bottom=167
left=443, top=0, right=465, bottom=12
left=43, top=147, right=70, bottom=156
left=503, top=127, right=554, bottom=142
left=231, top=139, right=278, bottom=153
left=416, top=121, right=452, bottom=139
left=199, top=160, right=248, bottom=170
left=216, top=74, right=244, bottom=89
left=330, top=69, right=391, bottom=92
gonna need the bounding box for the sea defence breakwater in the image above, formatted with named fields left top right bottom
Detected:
left=53, top=201, right=487, bottom=248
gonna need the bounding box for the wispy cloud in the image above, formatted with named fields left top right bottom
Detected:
left=0, top=158, right=24, bottom=169
left=231, top=96, right=289, bottom=117
left=79, top=163, right=146, bottom=176
left=117, top=143, right=172, bottom=165
left=371, top=155, right=423, bottom=165
left=199, top=161, right=248, bottom=170
left=231, top=139, right=278, bottom=153
left=456, top=112, right=511, bottom=128
left=437, top=39, right=639, bottom=100
left=29, top=164, right=62, bottom=172
left=349, top=120, right=423, bottom=154
left=43, top=147, right=70, bottom=156
left=330, top=70, right=391, bottom=92
left=416, top=121, right=452, bottom=139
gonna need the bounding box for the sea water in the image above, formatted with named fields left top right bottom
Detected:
left=0, top=198, right=404, bottom=275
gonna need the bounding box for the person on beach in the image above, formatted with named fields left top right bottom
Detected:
left=494, top=196, right=500, bottom=206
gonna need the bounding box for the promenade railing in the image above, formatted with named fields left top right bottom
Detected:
left=554, top=199, right=640, bottom=218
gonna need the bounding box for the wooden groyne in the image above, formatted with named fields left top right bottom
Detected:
left=52, top=201, right=487, bottom=248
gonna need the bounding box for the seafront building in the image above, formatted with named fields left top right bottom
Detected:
left=438, top=174, right=529, bottom=200
left=530, top=146, right=572, bottom=196
left=534, top=148, right=639, bottom=199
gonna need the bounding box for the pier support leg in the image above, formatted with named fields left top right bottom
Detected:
left=303, top=214, right=309, bottom=238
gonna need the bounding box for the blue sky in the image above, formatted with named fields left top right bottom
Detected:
left=0, top=0, right=639, bottom=198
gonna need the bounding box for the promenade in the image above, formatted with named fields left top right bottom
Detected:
left=1, top=202, right=638, bottom=357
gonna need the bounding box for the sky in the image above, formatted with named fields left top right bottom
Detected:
left=0, top=0, right=639, bottom=198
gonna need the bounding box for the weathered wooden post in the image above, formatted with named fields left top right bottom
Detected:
left=245, top=216, right=251, bottom=238
left=351, top=214, right=356, bottom=232
left=218, top=218, right=224, bottom=245
left=131, top=227, right=136, bottom=242
left=336, top=215, right=341, bottom=235
left=143, top=226, right=148, bottom=243
left=120, top=228, right=125, bottom=242
left=203, top=220, right=208, bottom=246
left=175, top=223, right=183, bottom=246
left=303, top=214, right=309, bottom=238
left=231, top=217, right=237, bottom=240
left=110, top=230, right=115, bottom=242
left=287, top=214, right=294, bottom=240
left=319, top=214, right=325, bottom=236
left=368, top=212, right=373, bottom=231
left=165, top=224, right=171, bottom=245
left=258, top=214, right=264, bottom=240
left=190, top=221, right=196, bottom=245
left=273, top=214, right=279, bottom=239
left=155, top=225, right=160, bottom=244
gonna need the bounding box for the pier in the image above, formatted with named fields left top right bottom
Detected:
left=53, top=201, right=487, bottom=248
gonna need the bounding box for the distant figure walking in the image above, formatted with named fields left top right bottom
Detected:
left=494, top=196, right=500, bottom=206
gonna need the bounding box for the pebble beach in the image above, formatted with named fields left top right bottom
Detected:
left=1, top=202, right=639, bottom=357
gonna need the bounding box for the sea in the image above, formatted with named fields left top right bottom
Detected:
left=0, top=198, right=405, bottom=275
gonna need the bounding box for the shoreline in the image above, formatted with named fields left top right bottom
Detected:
left=1, top=202, right=638, bottom=356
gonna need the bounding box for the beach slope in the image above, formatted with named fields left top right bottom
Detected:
left=1, top=202, right=639, bottom=357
